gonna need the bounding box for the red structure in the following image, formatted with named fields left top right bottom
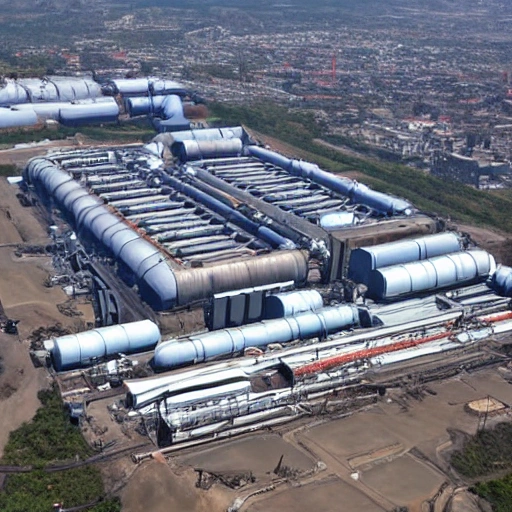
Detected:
left=294, top=331, right=451, bottom=377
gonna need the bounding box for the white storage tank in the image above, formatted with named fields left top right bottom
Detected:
left=367, top=249, right=495, bottom=300
left=489, top=265, right=512, bottom=297
left=51, top=320, right=160, bottom=371
left=153, top=304, right=359, bottom=369
left=348, top=232, right=462, bottom=285
left=263, top=289, right=323, bottom=319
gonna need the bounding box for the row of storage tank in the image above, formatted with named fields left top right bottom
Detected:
left=49, top=289, right=354, bottom=371
left=24, top=144, right=499, bottom=310
left=347, top=233, right=496, bottom=299
left=0, top=76, right=192, bottom=130
left=46, top=249, right=512, bottom=371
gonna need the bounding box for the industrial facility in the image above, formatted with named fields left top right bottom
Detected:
left=0, top=75, right=198, bottom=130
left=9, top=77, right=512, bottom=456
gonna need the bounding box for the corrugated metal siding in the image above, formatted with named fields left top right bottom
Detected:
left=174, top=251, right=309, bottom=305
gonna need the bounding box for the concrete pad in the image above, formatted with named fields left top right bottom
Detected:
left=361, top=453, right=444, bottom=505
left=247, top=477, right=385, bottom=512
left=302, top=412, right=399, bottom=459
left=179, top=434, right=315, bottom=477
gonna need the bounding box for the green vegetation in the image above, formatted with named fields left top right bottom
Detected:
left=210, top=102, right=512, bottom=233
left=451, top=423, right=512, bottom=478
left=0, top=127, right=76, bottom=147
left=472, top=475, right=512, bottom=512
left=0, top=387, right=121, bottom=512
left=73, top=119, right=155, bottom=143
left=0, top=119, right=155, bottom=148
left=451, top=423, right=512, bottom=512
left=0, top=164, right=18, bottom=176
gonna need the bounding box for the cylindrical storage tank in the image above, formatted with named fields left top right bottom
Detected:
left=76, top=330, right=107, bottom=362
left=62, top=187, right=90, bottom=212
left=48, top=77, right=102, bottom=101
left=0, top=81, right=30, bottom=106
left=51, top=334, right=83, bottom=373
left=108, top=78, right=151, bottom=95
left=160, top=94, right=186, bottom=119
left=348, top=232, right=461, bottom=285
left=264, top=289, right=324, bottom=319
left=54, top=180, right=82, bottom=207
left=464, top=250, right=496, bottom=277
left=290, top=160, right=356, bottom=197
left=154, top=339, right=202, bottom=368
left=351, top=183, right=412, bottom=216
left=51, top=320, right=160, bottom=371
left=59, top=100, right=119, bottom=127
left=22, top=78, right=59, bottom=102
left=420, top=232, right=462, bottom=259
left=125, top=96, right=152, bottom=117
left=256, top=226, right=296, bottom=250
left=104, top=320, right=160, bottom=354
left=490, top=265, right=512, bottom=297
left=74, top=200, right=105, bottom=229
left=172, top=139, right=243, bottom=162
left=368, top=249, right=495, bottom=300
left=153, top=304, right=359, bottom=369
left=89, top=212, right=122, bottom=243
left=139, top=260, right=178, bottom=311
left=109, top=228, right=141, bottom=258
left=219, top=127, right=244, bottom=140
left=0, top=108, right=39, bottom=129
left=15, top=102, right=63, bottom=121
left=149, top=79, right=187, bottom=96
left=169, top=127, right=244, bottom=143
left=408, top=260, right=438, bottom=292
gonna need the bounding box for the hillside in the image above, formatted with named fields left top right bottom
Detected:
left=210, top=102, right=512, bottom=234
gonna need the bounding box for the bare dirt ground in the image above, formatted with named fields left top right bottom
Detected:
left=247, top=476, right=385, bottom=512
left=113, top=366, right=512, bottom=512
left=0, top=140, right=78, bottom=169
left=287, top=370, right=512, bottom=512
left=0, top=176, right=94, bottom=457
left=121, top=459, right=231, bottom=512
left=454, top=222, right=512, bottom=266
left=362, top=453, right=444, bottom=504
left=179, top=434, right=315, bottom=477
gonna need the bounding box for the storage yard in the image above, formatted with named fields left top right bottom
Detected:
left=2, top=77, right=512, bottom=511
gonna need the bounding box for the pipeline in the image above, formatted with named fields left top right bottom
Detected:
left=477, top=310, right=512, bottom=324
left=294, top=331, right=452, bottom=377
left=161, top=173, right=295, bottom=249
left=153, top=304, right=360, bottom=369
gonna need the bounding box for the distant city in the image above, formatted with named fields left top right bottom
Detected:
left=1, top=0, right=512, bottom=186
